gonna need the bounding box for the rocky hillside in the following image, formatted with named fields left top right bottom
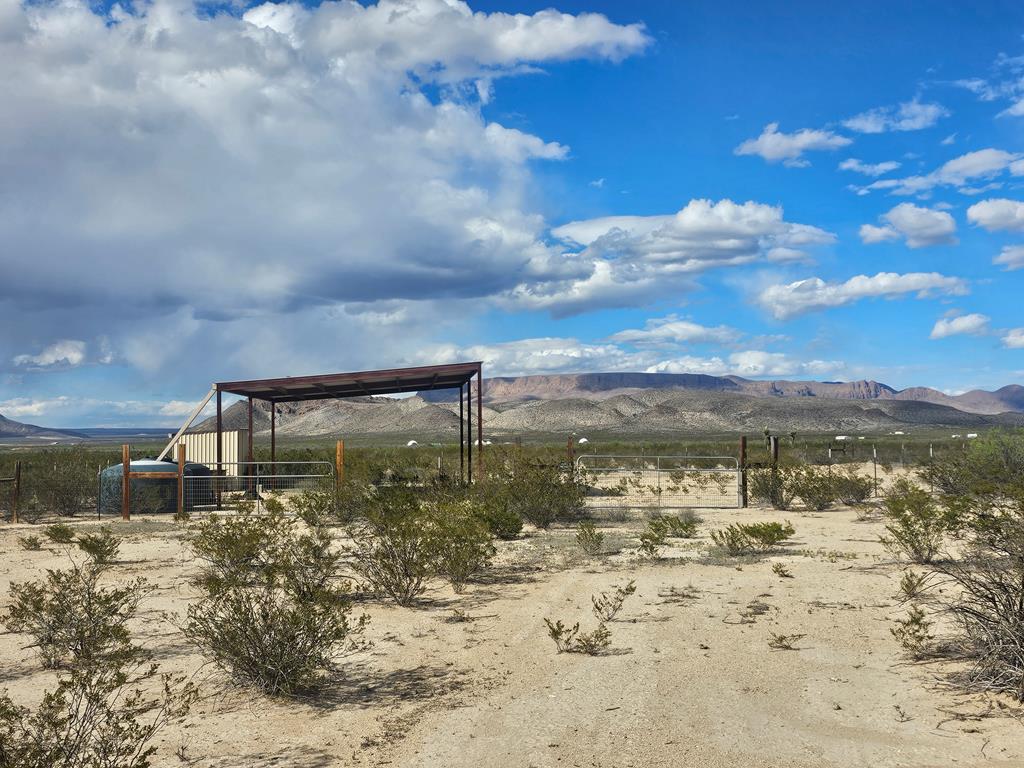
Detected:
left=0, top=413, right=86, bottom=439
left=193, top=389, right=1024, bottom=439
left=419, top=372, right=1023, bottom=415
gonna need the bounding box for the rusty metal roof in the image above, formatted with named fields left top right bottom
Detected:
left=214, top=362, right=482, bottom=403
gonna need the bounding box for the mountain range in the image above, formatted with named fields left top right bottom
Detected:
left=186, top=372, right=1024, bottom=438
left=0, top=413, right=86, bottom=440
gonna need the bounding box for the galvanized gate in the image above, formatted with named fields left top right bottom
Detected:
left=576, top=455, right=741, bottom=510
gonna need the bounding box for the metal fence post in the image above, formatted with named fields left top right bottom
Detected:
left=11, top=461, right=21, bottom=524
left=177, top=444, right=186, bottom=519
left=739, top=437, right=748, bottom=508
left=121, top=444, right=131, bottom=521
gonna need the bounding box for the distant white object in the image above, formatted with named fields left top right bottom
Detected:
left=951, top=434, right=961, bottom=439
left=406, top=440, right=418, bottom=447
left=857, top=436, right=865, bottom=440
left=474, top=439, right=493, bottom=446
left=578, top=437, right=589, bottom=445
left=835, top=435, right=849, bottom=441
left=892, top=431, right=905, bottom=435
left=967, top=433, right=978, bottom=439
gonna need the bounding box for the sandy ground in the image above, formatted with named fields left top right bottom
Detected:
left=1, top=501, right=1023, bottom=768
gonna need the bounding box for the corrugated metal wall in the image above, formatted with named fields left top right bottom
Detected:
left=180, top=430, right=248, bottom=476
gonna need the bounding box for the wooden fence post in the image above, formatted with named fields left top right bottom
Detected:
left=335, top=440, right=345, bottom=488
left=177, top=443, right=186, bottom=519
left=11, top=461, right=21, bottom=524
left=121, top=444, right=131, bottom=521
left=739, top=436, right=748, bottom=509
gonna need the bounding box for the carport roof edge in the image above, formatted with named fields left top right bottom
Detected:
left=214, top=361, right=483, bottom=403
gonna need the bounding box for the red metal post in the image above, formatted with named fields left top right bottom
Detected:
left=459, top=384, right=465, bottom=483
left=270, top=402, right=276, bottom=464
left=467, top=380, right=473, bottom=483
left=177, top=443, right=186, bottom=518
left=476, top=365, right=483, bottom=479
left=215, top=388, right=222, bottom=511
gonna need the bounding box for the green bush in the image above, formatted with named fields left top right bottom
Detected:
left=656, top=511, right=702, bottom=538
left=4, top=562, right=144, bottom=669
left=543, top=618, right=611, bottom=655
left=749, top=466, right=798, bottom=510
left=638, top=518, right=669, bottom=558
left=185, top=508, right=365, bottom=695
left=75, top=527, right=121, bottom=565
left=43, top=523, right=75, bottom=545
left=833, top=466, right=874, bottom=504
left=40, top=447, right=96, bottom=517
left=500, top=460, right=586, bottom=529
left=471, top=481, right=523, bottom=540
left=592, top=580, right=635, bottom=622
left=790, top=466, right=836, bottom=511
left=17, top=535, right=42, bottom=551
left=880, top=478, right=946, bottom=564
left=347, top=488, right=436, bottom=606
left=427, top=498, right=495, bottom=594
left=575, top=521, right=605, bottom=555
left=710, top=521, right=795, bottom=555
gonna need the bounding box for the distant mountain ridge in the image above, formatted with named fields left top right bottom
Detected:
left=419, top=372, right=1023, bottom=416
left=0, top=413, right=87, bottom=439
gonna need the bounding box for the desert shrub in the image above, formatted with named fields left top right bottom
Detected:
left=38, top=447, right=96, bottom=517
left=833, top=466, right=874, bottom=504
left=749, top=466, right=798, bottom=510
left=543, top=618, right=611, bottom=655
left=772, top=562, right=793, bottom=578
left=638, top=518, right=669, bottom=558
left=656, top=511, right=702, bottom=538
left=592, top=580, right=635, bottom=622
left=768, top=632, right=805, bottom=650
left=710, top=521, right=795, bottom=555
left=186, top=508, right=365, bottom=695
left=891, top=604, right=932, bottom=658
left=4, top=562, right=144, bottom=669
left=575, top=521, right=605, bottom=555
left=188, top=508, right=293, bottom=595
left=75, top=527, right=121, bottom=565
left=43, top=523, right=75, bottom=545
left=897, top=569, right=928, bottom=601
left=920, top=430, right=1024, bottom=500
left=790, top=467, right=836, bottom=511
left=426, top=497, right=495, bottom=593
left=0, top=660, right=195, bottom=768
left=18, top=536, right=42, bottom=551
left=880, top=478, right=947, bottom=564
left=471, top=482, right=523, bottom=540
left=347, top=487, right=435, bottom=606
left=501, top=460, right=586, bottom=529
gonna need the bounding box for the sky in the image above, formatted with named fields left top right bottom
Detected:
left=2, top=0, right=1024, bottom=427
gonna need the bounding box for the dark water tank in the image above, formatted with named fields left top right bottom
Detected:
left=97, top=459, right=214, bottom=515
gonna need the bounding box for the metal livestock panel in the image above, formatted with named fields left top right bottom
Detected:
left=576, top=455, right=741, bottom=510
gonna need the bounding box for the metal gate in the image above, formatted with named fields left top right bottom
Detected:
left=576, top=455, right=741, bottom=510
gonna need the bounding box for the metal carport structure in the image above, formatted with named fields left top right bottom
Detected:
left=212, top=362, right=485, bottom=482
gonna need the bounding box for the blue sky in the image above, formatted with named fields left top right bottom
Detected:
left=1, top=0, right=1023, bottom=426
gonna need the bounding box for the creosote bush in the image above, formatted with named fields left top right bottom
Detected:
left=186, top=507, right=366, bottom=695
left=76, top=527, right=121, bottom=565
left=790, top=466, right=836, bottom=511
left=656, top=511, right=702, bottom=538
left=638, top=518, right=668, bottom=558
left=710, top=521, right=795, bottom=555
left=591, top=580, right=636, bottom=622
left=543, top=618, right=611, bottom=655
left=426, top=496, right=496, bottom=594
left=489, top=457, right=586, bottom=530
left=880, top=478, right=947, bottom=564
left=891, top=605, right=932, bottom=658
left=575, top=521, right=604, bottom=556
left=43, top=523, right=75, bottom=545
left=17, top=535, right=42, bottom=552
left=833, top=467, right=874, bottom=504
left=749, top=465, right=798, bottom=511
left=4, top=561, right=144, bottom=669
left=0, top=557, right=195, bottom=767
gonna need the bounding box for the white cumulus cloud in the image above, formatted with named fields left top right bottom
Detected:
left=994, top=245, right=1024, bottom=271
left=758, top=272, right=970, bottom=320
left=734, top=123, right=851, bottom=167
left=929, top=313, right=990, bottom=339
left=966, top=198, right=1024, bottom=232
left=854, top=149, right=1023, bottom=196
left=610, top=316, right=741, bottom=346
left=1002, top=329, right=1024, bottom=349
left=859, top=203, right=957, bottom=248
left=838, top=158, right=901, bottom=177
left=843, top=99, right=949, bottom=134
left=13, top=340, right=87, bottom=369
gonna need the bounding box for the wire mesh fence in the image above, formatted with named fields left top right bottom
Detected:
left=577, top=455, right=741, bottom=511
left=179, top=461, right=335, bottom=514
